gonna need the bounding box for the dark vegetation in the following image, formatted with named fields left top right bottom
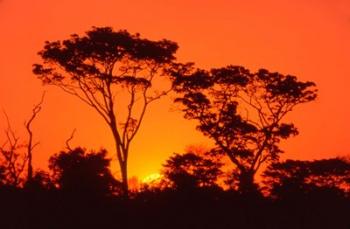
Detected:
left=0, top=27, right=349, bottom=228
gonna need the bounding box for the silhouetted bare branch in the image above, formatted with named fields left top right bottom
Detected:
left=25, top=92, right=45, bottom=181
left=65, top=128, right=76, bottom=151
left=0, top=111, right=28, bottom=186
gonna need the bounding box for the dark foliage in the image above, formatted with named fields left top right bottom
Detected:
left=48, top=147, right=121, bottom=197
left=161, top=152, right=223, bottom=190
left=263, top=157, right=350, bottom=199
left=0, top=152, right=349, bottom=229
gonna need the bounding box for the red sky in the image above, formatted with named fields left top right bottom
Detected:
left=0, top=0, right=350, bottom=180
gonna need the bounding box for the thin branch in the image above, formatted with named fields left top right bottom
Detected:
left=0, top=111, right=27, bottom=186
left=65, top=128, right=76, bottom=151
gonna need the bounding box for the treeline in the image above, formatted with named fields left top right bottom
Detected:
left=1, top=146, right=349, bottom=196
left=0, top=147, right=349, bottom=228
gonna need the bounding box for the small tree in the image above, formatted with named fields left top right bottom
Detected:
left=49, top=147, right=120, bottom=196
left=162, top=152, right=223, bottom=190
left=173, top=65, right=317, bottom=193
left=0, top=118, right=27, bottom=186
left=0, top=94, right=44, bottom=187
left=33, top=27, right=179, bottom=196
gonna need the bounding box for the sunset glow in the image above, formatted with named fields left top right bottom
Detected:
left=142, top=173, right=162, bottom=184
left=1, top=0, right=350, bottom=181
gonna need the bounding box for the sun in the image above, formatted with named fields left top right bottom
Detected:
left=142, top=173, right=162, bottom=184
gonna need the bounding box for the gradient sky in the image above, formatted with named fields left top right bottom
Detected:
left=0, top=0, right=350, bottom=180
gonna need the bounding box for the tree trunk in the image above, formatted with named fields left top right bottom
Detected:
left=27, top=152, right=33, bottom=182
left=120, top=161, right=128, bottom=198
left=110, top=120, right=129, bottom=198
left=238, top=171, right=258, bottom=195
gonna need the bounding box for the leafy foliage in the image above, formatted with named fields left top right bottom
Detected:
left=162, top=152, right=223, bottom=190
left=49, top=147, right=120, bottom=196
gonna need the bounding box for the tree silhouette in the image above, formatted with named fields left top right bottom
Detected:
left=0, top=113, right=28, bottom=186
left=173, top=65, right=317, bottom=193
left=49, top=147, right=120, bottom=197
left=161, top=152, right=223, bottom=190
left=25, top=92, right=45, bottom=183
left=28, top=170, right=54, bottom=191
left=33, top=27, right=179, bottom=196
left=0, top=94, right=44, bottom=187
left=263, top=158, right=350, bottom=199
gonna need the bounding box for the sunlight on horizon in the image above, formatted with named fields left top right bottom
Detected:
left=141, top=173, right=163, bottom=184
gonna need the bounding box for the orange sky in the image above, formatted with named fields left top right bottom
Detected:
left=0, top=0, right=350, bottom=180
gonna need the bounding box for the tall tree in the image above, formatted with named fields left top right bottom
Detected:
left=173, top=65, right=317, bottom=192
left=33, top=27, right=178, bottom=196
